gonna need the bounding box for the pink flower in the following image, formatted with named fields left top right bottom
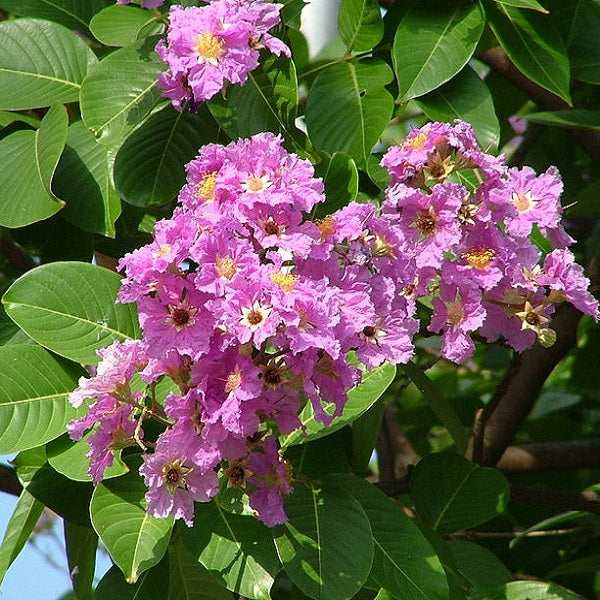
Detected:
left=156, top=1, right=290, bottom=107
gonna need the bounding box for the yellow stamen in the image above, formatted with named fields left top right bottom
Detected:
left=269, top=271, right=299, bottom=293
left=196, top=172, right=217, bottom=202
left=461, top=246, right=496, bottom=269
left=193, top=33, right=225, bottom=66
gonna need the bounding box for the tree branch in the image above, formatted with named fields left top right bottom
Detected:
left=497, top=440, right=600, bottom=473
left=0, top=463, right=22, bottom=497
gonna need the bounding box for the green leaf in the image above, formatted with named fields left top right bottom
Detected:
left=280, top=361, right=396, bottom=447
left=273, top=481, right=373, bottom=600
left=491, top=0, right=548, bottom=12
left=411, top=453, right=510, bottom=535
left=485, top=2, right=571, bottom=103
left=0, top=0, right=109, bottom=31
left=305, top=58, right=394, bottom=167
left=326, top=473, right=450, bottom=600
left=350, top=399, right=385, bottom=476
left=0, top=104, right=68, bottom=228
left=2, top=261, right=140, bottom=365
left=95, top=562, right=169, bottom=600
left=569, top=178, right=600, bottom=217
left=548, top=553, right=600, bottom=577
left=208, top=55, right=303, bottom=147
left=182, top=502, right=281, bottom=600
left=0, top=18, right=97, bottom=110
left=414, top=67, right=500, bottom=151
left=392, top=0, right=484, bottom=100
left=524, top=109, right=600, bottom=130
left=563, top=0, right=600, bottom=84
left=64, top=521, right=98, bottom=600
left=169, top=537, right=231, bottom=600
left=91, top=471, right=174, bottom=583
left=90, top=4, right=164, bottom=47
left=0, top=110, right=40, bottom=128
left=312, top=151, right=359, bottom=218
left=0, top=488, right=44, bottom=586
left=53, top=120, right=122, bottom=237
left=80, top=37, right=164, bottom=145
left=473, top=581, right=586, bottom=600
left=114, top=105, right=217, bottom=208
left=47, top=433, right=129, bottom=482
left=0, top=344, right=84, bottom=454
left=446, top=540, right=511, bottom=591
left=338, top=0, right=384, bottom=52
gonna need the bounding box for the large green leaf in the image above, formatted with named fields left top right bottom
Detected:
left=208, top=55, right=303, bottom=147
left=0, top=488, right=44, bottom=586
left=280, top=361, right=396, bottom=447
left=169, top=537, right=231, bottom=600
left=0, top=18, right=97, bottom=110
left=473, top=581, right=586, bottom=600
left=91, top=471, right=174, bottom=583
left=0, top=104, right=68, bottom=228
left=54, top=120, right=122, bottom=237
left=326, top=474, right=450, bottom=600
left=0, top=0, right=109, bottom=31
left=273, top=481, right=373, bottom=600
left=524, top=109, right=600, bottom=130
left=95, top=562, right=169, bottom=600
left=2, top=261, right=140, bottom=365
left=312, top=151, right=359, bottom=218
left=64, top=521, right=98, bottom=600
left=338, top=0, right=384, bottom=52
left=0, top=344, right=83, bottom=454
left=485, top=2, right=571, bottom=103
left=90, top=4, right=164, bottom=47
left=410, top=453, right=510, bottom=535
left=414, top=67, right=500, bottom=151
left=305, top=58, right=394, bottom=167
left=392, top=0, right=484, bottom=100
left=182, top=502, right=281, bottom=600
left=80, top=37, right=164, bottom=145
left=114, top=105, right=217, bottom=208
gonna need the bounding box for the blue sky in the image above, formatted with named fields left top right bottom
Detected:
left=0, top=484, right=111, bottom=600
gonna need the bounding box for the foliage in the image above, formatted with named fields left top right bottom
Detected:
left=0, top=1, right=599, bottom=599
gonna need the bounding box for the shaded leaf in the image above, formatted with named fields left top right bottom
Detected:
left=491, top=0, right=548, bottom=12
left=208, top=55, right=304, bottom=149
left=182, top=502, right=280, bottom=600
left=80, top=37, right=164, bottom=145
left=411, top=453, right=510, bottom=535
left=0, top=344, right=83, bottom=454
left=392, top=0, right=484, bottom=100
left=169, top=537, right=231, bottom=600
left=414, top=67, right=500, bottom=151
left=95, top=562, right=169, bottom=600
left=64, top=521, right=97, bottom=600
left=0, top=104, right=68, bottom=228
left=90, top=4, right=163, bottom=47
left=563, top=0, right=600, bottom=84
left=485, top=2, right=571, bottom=103
left=525, top=109, right=600, bottom=130
left=54, top=120, right=122, bottom=237
left=305, top=58, right=394, bottom=167
left=280, top=361, right=396, bottom=447
left=2, top=261, right=140, bottom=365
left=273, top=481, right=373, bottom=600
left=114, top=104, right=218, bottom=208
left=326, top=473, right=450, bottom=600
left=338, top=0, right=384, bottom=52
left=91, top=471, right=174, bottom=583
left=0, top=18, right=97, bottom=110
left=312, top=151, right=359, bottom=218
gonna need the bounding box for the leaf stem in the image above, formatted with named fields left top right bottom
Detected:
left=400, top=361, right=469, bottom=453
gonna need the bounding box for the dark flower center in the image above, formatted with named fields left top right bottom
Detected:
left=247, top=310, right=263, bottom=325
left=415, top=214, right=436, bottom=234
left=362, top=325, right=376, bottom=338
left=171, top=308, right=191, bottom=327
left=264, top=221, right=280, bottom=235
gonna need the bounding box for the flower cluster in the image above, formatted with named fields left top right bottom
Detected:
left=156, top=0, right=289, bottom=108
left=68, top=123, right=598, bottom=528
left=380, top=120, right=598, bottom=361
